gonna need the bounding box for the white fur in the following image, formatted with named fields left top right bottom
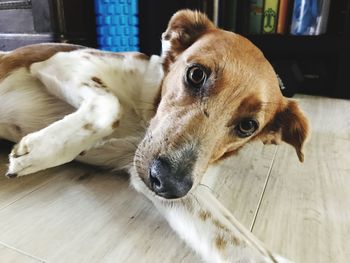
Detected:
left=161, top=38, right=172, bottom=58
left=131, top=167, right=291, bottom=263
left=1, top=50, right=164, bottom=176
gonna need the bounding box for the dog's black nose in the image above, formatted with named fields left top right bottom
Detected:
left=149, top=157, right=193, bottom=199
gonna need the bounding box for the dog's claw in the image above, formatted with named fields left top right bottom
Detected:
left=6, top=173, right=18, bottom=178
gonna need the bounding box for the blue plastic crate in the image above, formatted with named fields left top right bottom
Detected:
left=95, top=0, right=139, bottom=52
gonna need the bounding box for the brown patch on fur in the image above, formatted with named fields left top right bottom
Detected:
left=218, top=149, right=237, bottom=160
left=86, top=50, right=125, bottom=59
left=181, top=199, right=194, bottom=213
left=131, top=52, right=149, bottom=61
left=199, top=210, right=211, bottom=221
left=162, top=10, right=215, bottom=71
left=226, top=96, right=262, bottom=128
left=91, top=76, right=103, bottom=85
left=112, top=120, right=120, bottom=129
left=91, top=76, right=108, bottom=89
left=215, top=235, right=227, bottom=250
left=260, top=99, right=309, bottom=162
left=83, top=123, right=94, bottom=131
left=87, top=50, right=149, bottom=62
left=237, top=96, right=263, bottom=116
left=230, top=235, right=240, bottom=246
left=91, top=77, right=107, bottom=89
left=279, top=100, right=309, bottom=162
left=210, top=145, right=244, bottom=164
left=79, top=151, right=87, bottom=156
left=0, top=44, right=83, bottom=80
left=13, top=125, right=22, bottom=134
left=212, top=219, right=230, bottom=232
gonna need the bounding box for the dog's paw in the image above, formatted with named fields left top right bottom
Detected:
left=6, top=132, right=50, bottom=178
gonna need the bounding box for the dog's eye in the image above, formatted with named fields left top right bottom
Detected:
left=186, top=65, right=207, bottom=88
left=235, top=119, right=259, bottom=138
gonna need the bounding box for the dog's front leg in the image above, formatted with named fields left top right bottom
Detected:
left=6, top=86, right=122, bottom=178
left=139, top=184, right=291, bottom=263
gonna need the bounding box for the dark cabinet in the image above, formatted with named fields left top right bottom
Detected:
left=0, top=0, right=96, bottom=51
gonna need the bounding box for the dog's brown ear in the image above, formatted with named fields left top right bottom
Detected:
left=260, top=99, right=310, bottom=162
left=161, top=10, right=215, bottom=67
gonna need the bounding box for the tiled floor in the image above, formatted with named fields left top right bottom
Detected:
left=0, top=95, right=349, bottom=263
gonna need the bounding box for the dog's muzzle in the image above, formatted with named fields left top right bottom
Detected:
left=148, top=147, right=197, bottom=199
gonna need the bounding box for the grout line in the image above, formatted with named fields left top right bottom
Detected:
left=0, top=240, right=46, bottom=262
left=0, top=175, right=59, bottom=212
left=249, top=145, right=278, bottom=232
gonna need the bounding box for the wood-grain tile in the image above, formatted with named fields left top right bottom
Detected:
left=0, top=142, right=274, bottom=263
left=252, top=95, right=350, bottom=263
left=0, top=243, right=43, bottom=263
left=295, top=94, right=350, bottom=140
left=0, top=165, right=200, bottom=263
left=0, top=152, right=57, bottom=210
left=203, top=141, right=277, bottom=228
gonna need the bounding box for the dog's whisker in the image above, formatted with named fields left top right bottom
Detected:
left=189, top=192, right=201, bottom=207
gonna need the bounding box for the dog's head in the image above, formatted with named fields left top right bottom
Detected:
left=133, top=10, right=309, bottom=199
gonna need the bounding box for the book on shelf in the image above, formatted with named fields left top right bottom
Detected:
left=290, top=0, right=331, bottom=35
left=219, top=0, right=336, bottom=36
left=315, top=0, right=331, bottom=34
left=262, top=0, right=280, bottom=34
left=277, top=0, right=293, bottom=34
left=248, top=0, right=264, bottom=34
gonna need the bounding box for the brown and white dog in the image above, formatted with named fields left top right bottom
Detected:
left=0, top=10, right=308, bottom=263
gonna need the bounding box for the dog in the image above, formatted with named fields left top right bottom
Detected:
left=0, top=10, right=309, bottom=263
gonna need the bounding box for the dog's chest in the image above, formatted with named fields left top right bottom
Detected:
left=111, top=103, right=149, bottom=140
left=75, top=105, right=150, bottom=170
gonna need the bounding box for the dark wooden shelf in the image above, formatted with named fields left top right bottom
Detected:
left=242, top=34, right=350, bottom=99
left=246, top=34, right=350, bottom=56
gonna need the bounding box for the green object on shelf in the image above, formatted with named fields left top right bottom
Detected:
left=262, top=0, right=279, bottom=34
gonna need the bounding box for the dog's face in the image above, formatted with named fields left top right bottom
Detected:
left=133, top=10, right=309, bottom=199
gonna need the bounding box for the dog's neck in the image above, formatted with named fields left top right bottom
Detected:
left=126, top=54, right=164, bottom=123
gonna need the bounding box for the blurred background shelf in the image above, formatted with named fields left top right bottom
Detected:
left=247, top=34, right=350, bottom=54
left=246, top=34, right=350, bottom=99
left=0, top=0, right=96, bottom=50
left=0, top=0, right=349, bottom=99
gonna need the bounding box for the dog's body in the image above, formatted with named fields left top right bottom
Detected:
left=0, top=44, right=161, bottom=172
left=0, top=11, right=309, bottom=263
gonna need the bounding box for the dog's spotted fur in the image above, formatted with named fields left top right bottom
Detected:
left=0, top=10, right=309, bottom=263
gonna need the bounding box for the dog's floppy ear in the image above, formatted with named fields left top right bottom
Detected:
left=260, top=99, right=310, bottom=162
left=161, top=10, right=215, bottom=68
